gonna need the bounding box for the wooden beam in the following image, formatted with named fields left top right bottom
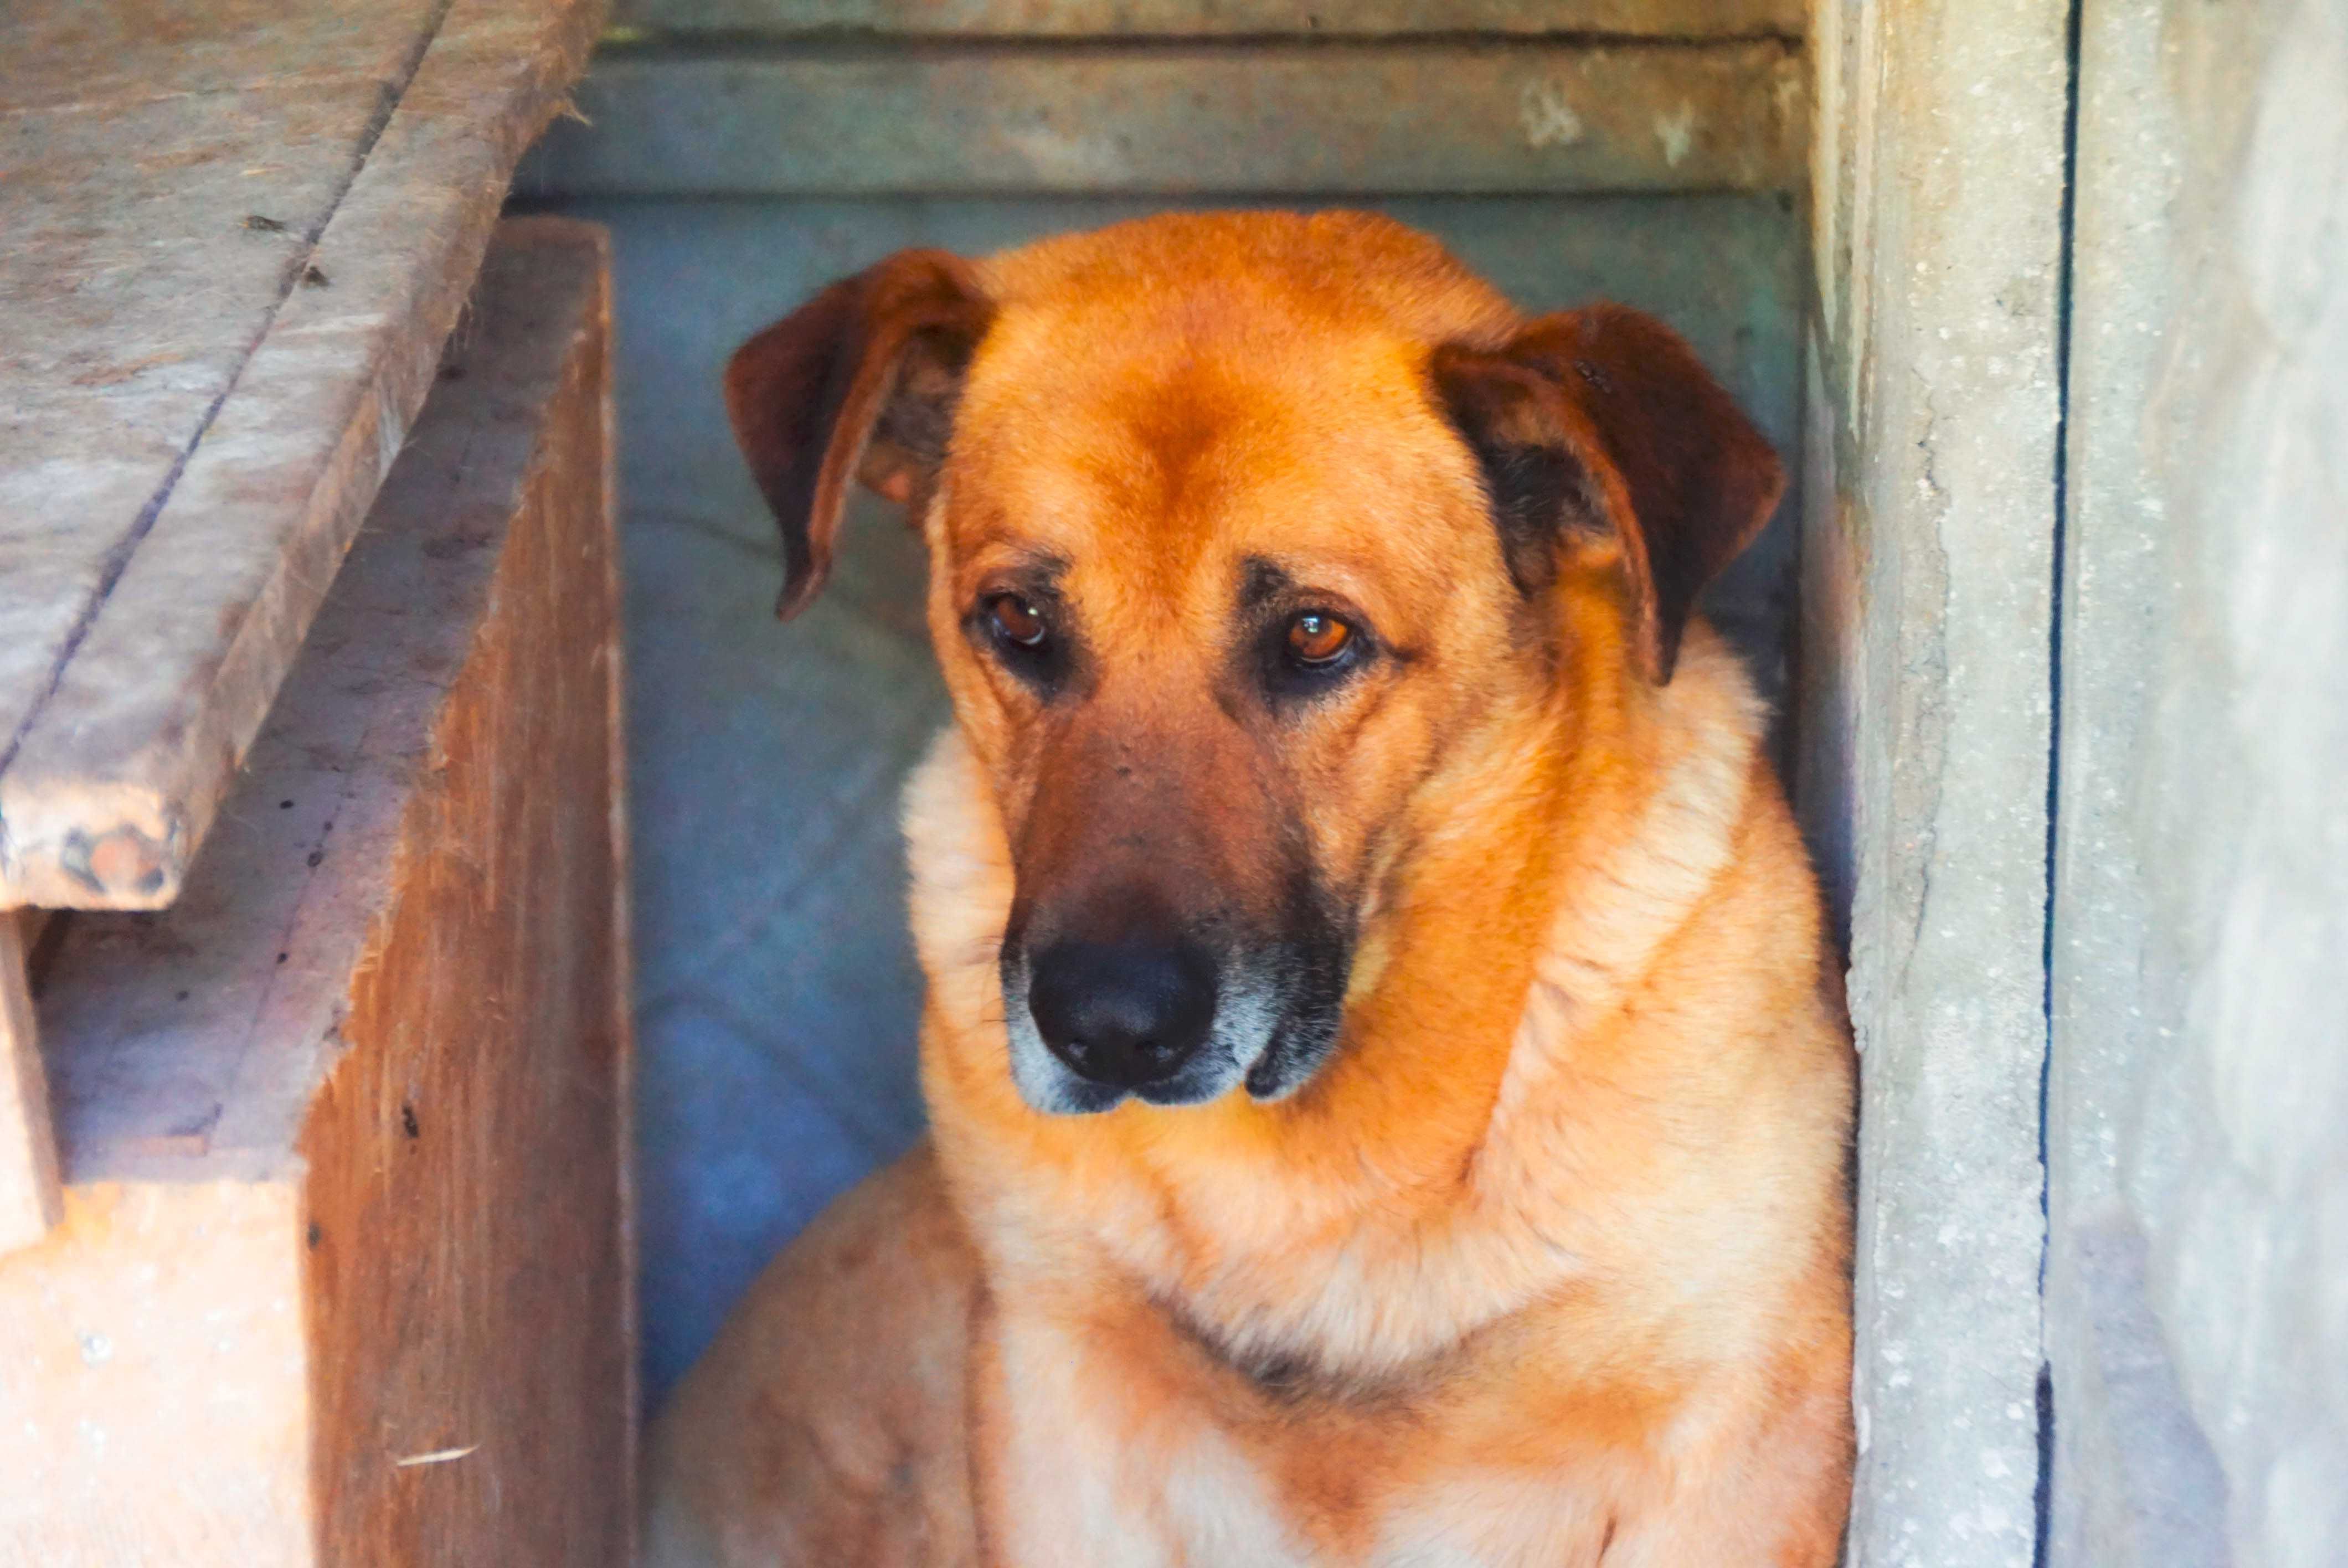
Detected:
left=518, top=38, right=1808, bottom=198
left=0, top=0, right=445, bottom=776
left=607, top=0, right=1805, bottom=39
left=0, top=220, right=629, bottom=1561
left=0, top=910, right=63, bottom=1253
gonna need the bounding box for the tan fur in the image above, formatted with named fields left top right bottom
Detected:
left=643, top=1148, right=981, bottom=1567
left=649, top=212, right=1854, bottom=1566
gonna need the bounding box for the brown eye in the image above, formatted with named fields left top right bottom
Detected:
left=1286, top=611, right=1353, bottom=664
left=987, top=593, right=1048, bottom=648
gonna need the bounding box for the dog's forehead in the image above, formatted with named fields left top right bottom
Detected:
left=971, top=209, right=1516, bottom=338
left=932, top=214, right=1522, bottom=616
left=947, top=333, right=1484, bottom=612
left=943, top=230, right=1506, bottom=594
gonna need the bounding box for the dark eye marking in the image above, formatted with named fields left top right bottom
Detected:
left=1240, top=556, right=1294, bottom=612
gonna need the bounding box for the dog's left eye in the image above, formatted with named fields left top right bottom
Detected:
left=1260, top=607, right=1371, bottom=702
left=1286, top=612, right=1353, bottom=665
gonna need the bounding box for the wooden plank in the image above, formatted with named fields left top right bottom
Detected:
left=0, top=912, right=63, bottom=1254
left=302, top=215, right=630, bottom=1567
left=0, top=4, right=438, bottom=111
left=35, top=223, right=616, bottom=1182
left=607, top=0, right=1804, bottom=38
left=1, top=218, right=629, bottom=1563
left=520, top=38, right=1806, bottom=197
left=0, top=0, right=444, bottom=766
left=0, top=0, right=603, bottom=912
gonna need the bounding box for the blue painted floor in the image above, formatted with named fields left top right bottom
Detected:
left=557, top=195, right=1803, bottom=1407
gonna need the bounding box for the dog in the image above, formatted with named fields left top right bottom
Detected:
left=643, top=210, right=1854, bottom=1567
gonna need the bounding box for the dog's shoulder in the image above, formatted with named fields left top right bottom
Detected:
left=641, top=1144, right=981, bottom=1568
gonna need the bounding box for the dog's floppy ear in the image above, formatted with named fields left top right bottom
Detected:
left=725, top=250, right=993, bottom=618
left=1432, top=305, right=1783, bottom=683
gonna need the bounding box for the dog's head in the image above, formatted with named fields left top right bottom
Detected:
left=726, top=213, right=1781, bottom=1116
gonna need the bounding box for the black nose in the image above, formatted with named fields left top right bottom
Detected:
left=1026, top=938, right=1217, bottom=1091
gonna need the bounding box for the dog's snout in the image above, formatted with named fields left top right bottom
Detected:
left=1027, top=938, right=1217, bottom=1091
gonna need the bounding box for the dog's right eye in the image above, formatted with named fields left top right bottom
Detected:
left=968, top=589, right=1072, bottom=697
left=986, top=594, right=1049, bottom=648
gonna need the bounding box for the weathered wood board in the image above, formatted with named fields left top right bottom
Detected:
left=607, top=0, right=1804, bottom=37
left=0, top=914, right=63, bottom=1254
left=0, top=0, right=441, bottom=768
left=0, top=219, right=631, bottom=1565
left=518, top=38, right=1808, bottom=198
left=0, top=0, right=602, bottom=911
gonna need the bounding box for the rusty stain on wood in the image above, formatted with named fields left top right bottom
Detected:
left=0, top=220, right=630, bottom=1564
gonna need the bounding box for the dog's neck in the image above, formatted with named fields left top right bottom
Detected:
left=906, top=622, right=1777, bottom=1378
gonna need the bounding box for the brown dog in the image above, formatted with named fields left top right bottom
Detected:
left=644, top=211, right=1853, bottom=1567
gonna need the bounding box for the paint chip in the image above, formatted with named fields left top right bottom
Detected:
left=394, top=1445, right=479, bottom=1468
left=1655, top=104, right=1697, bottom=168
left=1519, top=79, right=1584, bottom=150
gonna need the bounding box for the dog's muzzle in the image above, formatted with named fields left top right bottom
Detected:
left=1026, top=936, right=1218, bottom=1096
left=998, top=910, right=1351, bottom=1116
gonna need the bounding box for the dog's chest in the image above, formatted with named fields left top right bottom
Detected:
left=984, top=1298, right=1616, bottom=1568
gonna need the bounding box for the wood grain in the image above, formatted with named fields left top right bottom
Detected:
left=0, top=219, right=630, bottom=1564
left=0, top=0, right=603, bottom=912
left=0, top=912, right=63, bottom=1254
left=0, top=0, right=440, bottom=769
left=302, top=216, right=631, bottom=1567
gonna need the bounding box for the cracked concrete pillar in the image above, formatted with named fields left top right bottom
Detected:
left=1800, top=1, right=2068, bottom=1561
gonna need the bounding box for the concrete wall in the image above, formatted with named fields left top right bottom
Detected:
left=2047, top=2, right=2348, bottom=1564
left=1800, top=2, right=2067, bottom=1562
left=1808, top=0, right=2348, bottom=1561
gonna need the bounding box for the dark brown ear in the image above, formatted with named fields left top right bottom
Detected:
left=724, top=250, right=993, bottom=618
left=1432, top=304, right=1784, bottom=683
